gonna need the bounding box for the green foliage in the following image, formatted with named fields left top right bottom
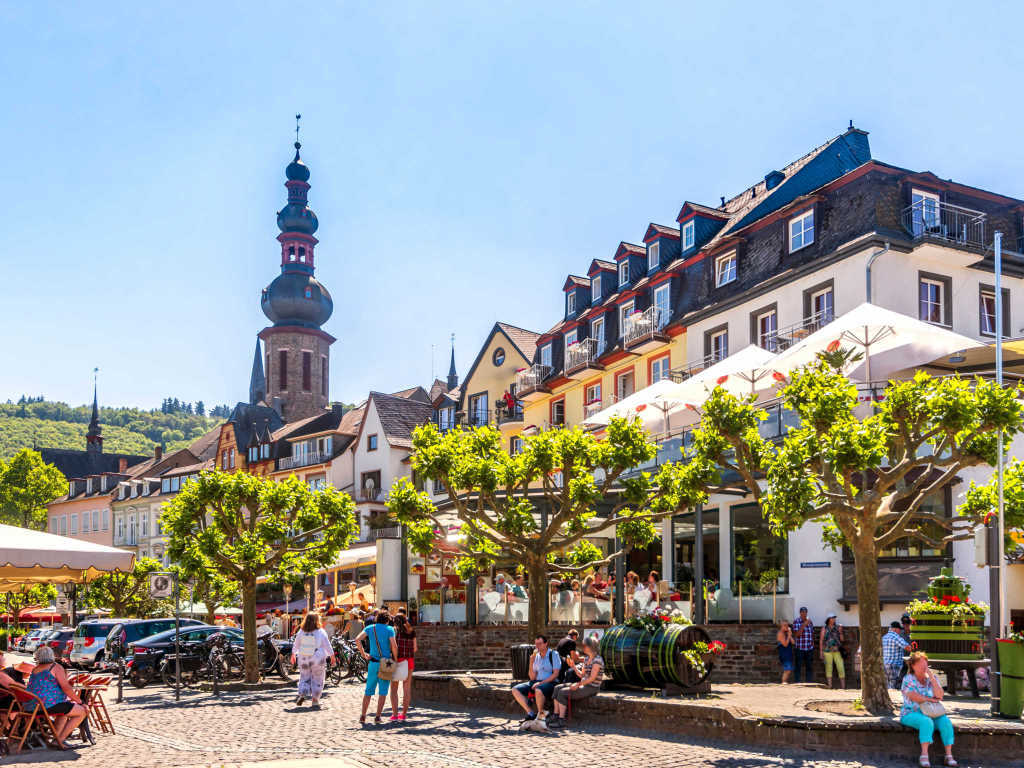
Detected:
left=83, top=557, right=165, bottom=617
left=171, top=564, right=241, bottom=624
left=960, top=457, right=1024, bottom=543
left=0, top=449, right=66, bottom=529
left=0, top=584, right=58, bottom=619
left=0, top=397, right=221, bottom=459
left=162, top=470, right=357, bottom=682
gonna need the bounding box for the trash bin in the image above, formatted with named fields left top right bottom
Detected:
left=510, top=644, right=533, bottom=681
left=996, top=639, right=1024, bottom=718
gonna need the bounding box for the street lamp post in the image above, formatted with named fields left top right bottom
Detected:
left=989, top=231, right=1007, bottom=716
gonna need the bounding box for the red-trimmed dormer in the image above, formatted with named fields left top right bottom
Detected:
left=613, top=242, right=645, bottom=291
left=586, top=259, right=616, bottom=305
left=562, top=275, right=590, bottom=319
left=643, top=223, right=680, bottom=275
left=675, top=201, right=729, bottom=256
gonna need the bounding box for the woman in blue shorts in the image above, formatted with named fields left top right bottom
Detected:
left=777, top=620, right=795, bottom=683
left=357, top=613, right=398, bottom=724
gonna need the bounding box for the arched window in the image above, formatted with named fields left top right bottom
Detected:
left=298, top=246, right=306, bottom=262
left=288, top=246, right=296, bottom=262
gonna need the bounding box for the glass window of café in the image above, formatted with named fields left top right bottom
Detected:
left=729, top=503, right=788, bottom=594
left=670, top=508, right=720, bottom=591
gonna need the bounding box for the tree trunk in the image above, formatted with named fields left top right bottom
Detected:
left=852, top=537, right=893, bottom=715
left=241, top=576, right=259, bottom=683
left=526, top=559, right=547, bottom=641
left=205, top=605, right=216, bottom=626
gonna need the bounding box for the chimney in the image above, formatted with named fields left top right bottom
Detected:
left=118, top=457, right=128, bottom=473
left=154, top=445, right=163, bottom=461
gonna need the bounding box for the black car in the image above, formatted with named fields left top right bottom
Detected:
left=126, top=625, right=244, bottom=687
left=102, top=618, right=203, bottom=672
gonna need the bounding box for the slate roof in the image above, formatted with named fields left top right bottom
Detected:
left=646, top=223, right=680, bottom=239
left=39, top=448, right=149, bottom=481
left=370, top=392, right=433, bottom=450
left=677, top=200, right=729, bottom=220
left=187, top=426, right=222, bottom=462
left=390, top=386, right=431, bottom=404
left=496, top=323, right=540, bottom=362
left=338, top=405, right=365, bottom=436
left=228, top=403, right=284, bottom=456
left=563, top=275, right=590, bottom=289
left=162, top=458, right=215, bottom=477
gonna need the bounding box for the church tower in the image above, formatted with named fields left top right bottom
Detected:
left=258, top=118, right=335, bottom=421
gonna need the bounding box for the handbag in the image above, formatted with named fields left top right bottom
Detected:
left=920, top=700, right=946, bottom=718
left=369, top=626, right=396, bottom=680
left=391, top=660, right=409, bottom=682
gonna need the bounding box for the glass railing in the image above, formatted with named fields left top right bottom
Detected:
left=416, top=587, right=467, bottom=624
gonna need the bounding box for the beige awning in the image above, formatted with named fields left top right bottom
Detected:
left=0, top=523, right=136, bottom=589
left=316, top=544, right=377, bottom=574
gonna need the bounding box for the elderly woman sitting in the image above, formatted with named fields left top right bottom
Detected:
left=547, top=635, right=603, bottom=728
left=26, top=645, right=88, bottom=747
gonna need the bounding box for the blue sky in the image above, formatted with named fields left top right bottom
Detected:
left=3, top=1, right=1024, bottom=410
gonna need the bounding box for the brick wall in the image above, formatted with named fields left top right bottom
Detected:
left=414, top=622, right=863, bottom=684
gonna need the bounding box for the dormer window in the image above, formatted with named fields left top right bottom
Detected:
left=563, top=329, right=577, bottom=362
left=68, top=481, right=74, bottom=497
left=618, top=261, right=629, bottom=287
left=567, top=292, right=576, bottom=315
left=592, top=275, right=601, bottom=300
left=682, top=221, right=695, bottom=250
left=540, top=343, right=552, bottom=369
left=789, top=209, right=814, bottom=252
left=715, top=251, right=737, bottom=287
left=648, top=241, right=660, bottom=271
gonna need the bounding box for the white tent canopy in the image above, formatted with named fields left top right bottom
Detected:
left=0, top=524, right=135, bottom=591
left=585, top=345, right=778, bottom=430
left=759, top=302, right=984, bottom=388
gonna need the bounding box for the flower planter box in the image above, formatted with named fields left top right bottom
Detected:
left=996, top=639, right=1024, bottom=718
left=907, top=567, right=987, bottom=661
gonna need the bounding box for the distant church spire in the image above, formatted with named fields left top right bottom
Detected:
left=86, top=368, right=103, bottom=455
left=249, top=338, right=266, bottom=405
left=447, top=333, right=458, bottom=391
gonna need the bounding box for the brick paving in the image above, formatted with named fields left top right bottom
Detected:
left=4, top=678, right=925, bottom=768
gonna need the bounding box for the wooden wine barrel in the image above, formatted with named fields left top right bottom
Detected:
left=909, top=615, right=985, bottom=660
left=599, top=623, right=712, bottom=688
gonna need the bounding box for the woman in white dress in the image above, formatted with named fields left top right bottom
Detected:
left=290, top=612, right=335, bottom=710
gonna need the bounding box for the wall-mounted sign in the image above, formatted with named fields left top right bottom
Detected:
left=800, top=561, right=832, bottom=569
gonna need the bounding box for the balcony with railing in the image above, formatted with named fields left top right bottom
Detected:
left=515, top=364, right=553, bottom=402
left=623, top=305, right=670, bottom=353
left=668, top=354, right=718, bottom=383
left=564, top=337, right=605, bottom=379
left=466, top=407, right=491, bottom=428
left=583, top=399, right=605, bottom=421
left=496, top=403, right=524, bottom=429
left=762, top=309, right=835, bottom=352
left=278, top=451, right=330, bottom=471
left=901, top=199, right=986, bottom=250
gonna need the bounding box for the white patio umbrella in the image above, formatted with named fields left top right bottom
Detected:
left=759, top=302, right=984, bottom=389
left=0, top=523, right=135, bottom=590
left=584, top=378, right=685, bottom=433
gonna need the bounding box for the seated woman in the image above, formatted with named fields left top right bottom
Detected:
left=900, top=651, right=956, bottom=767
left=548, top=635, right=604, bottom=728
left=0, top=651, right=22, bottom=729
left=26, top=645, right=88, bottom=748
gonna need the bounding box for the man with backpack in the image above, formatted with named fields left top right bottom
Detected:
left=511, top=635, right=561, bottom=723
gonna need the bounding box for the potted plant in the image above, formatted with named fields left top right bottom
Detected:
left=906, top=568, right=987, bottom=660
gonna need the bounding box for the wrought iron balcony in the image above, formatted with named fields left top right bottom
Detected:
left=763, top=309, right=835, bottom=352
left=901, top=199, right=986, bottom=250
left=278, top=451, right=330, bottom=471
left=466, top=409, right=491, bottom=428
left=515, top=364, right=553, bottom=401
left=623, top=306, right=670, bottom=352
left=583, top=399, right=605, bottom=420
left=565, top=337, right=605, bottom=378
left=496, top=404, right=524, bottom=427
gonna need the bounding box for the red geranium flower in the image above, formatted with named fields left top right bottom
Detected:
left=951, top=596, right=961, bottom=603
left=826, top=339, right=841, bottom=353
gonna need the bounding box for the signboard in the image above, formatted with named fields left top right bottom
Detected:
left=55, top=596, right=70, bottom=613
left=800, top=561, right=832, bottom=569
left=149, top=572, right=174, bottom=598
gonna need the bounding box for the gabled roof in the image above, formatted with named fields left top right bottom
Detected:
left=162, top=458, right=215, bottom=477
left=39, top=448, right=149, bottom=481
left=390, top=386, right=431, bottom=404
left=496, top=323, right=540, bottom=363
left=675, top=200, right=730, bottom=222
left=271, top=408, right=350, bottom=443
left=125, top=447, right=200, bottom=480
left=339, top=405, right=365, bottom=436
left=614, top=242, right=645, bottom=261
left=586, top=259, right=617, bottom=276
left=187, top=426, right=222, bottom=462
left=228, top=403, right=284, bottom=457
left=367, top=392, right=433, bottom=450
left=562, top=275, right=589, bottom=291
left=644, top=223, right=680, bottom=242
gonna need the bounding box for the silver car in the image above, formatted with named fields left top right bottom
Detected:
left=23, top=628, right=62, bottom=654
left=69, top=619, right=135, bottom=669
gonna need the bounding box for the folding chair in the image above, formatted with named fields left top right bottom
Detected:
left=79, top=677, right=114, bottom=735
left=5, top=685, right=64, bottom=753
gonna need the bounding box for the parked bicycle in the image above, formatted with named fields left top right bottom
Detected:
left=160, top=633, right=245, bottom=689
left=327, top=637, right=367, bottom=684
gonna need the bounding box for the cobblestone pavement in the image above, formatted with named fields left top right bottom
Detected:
left=2, top=680, right=929, bottom=768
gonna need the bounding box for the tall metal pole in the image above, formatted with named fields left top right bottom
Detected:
left=694, top=504, right=705, bottom=625
left=174, top=578, right=181, bottom=702
left=995, top=231, right=1007, bottom=637
left=989, top=231, right=1005, bottom=715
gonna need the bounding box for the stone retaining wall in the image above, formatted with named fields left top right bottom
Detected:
left=414, top=622, right=863, bottom=684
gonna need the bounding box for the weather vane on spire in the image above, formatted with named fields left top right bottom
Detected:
left=295, top=113, right=301, bottom=146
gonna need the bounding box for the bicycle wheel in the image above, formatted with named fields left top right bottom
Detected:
left=351, top=655, right=367, bottom=683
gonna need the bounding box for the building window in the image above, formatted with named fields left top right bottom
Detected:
left=278, top=349, right=288, bottom=390
left=788, top=209, right=814, bottom=252
left=288, top=246, right=296, bottom=262
left=492, top=347, right=506, bottom=367
left=911, top=188, right=941, bottom=236
left=563, top=329, right=577, bottom=366
left=619, top=301, right=635, bottom=338
left=648, top=241, right=660, bottom=271
left=616, top=369, right=634, bottom=401
left=979, top=285, right=1009, bottom=337
left=804, top=281, right=834, bottom=325
left=704, top=325, right=728, bottom=364
left=731, top=503, right=789, bottom=594
left=756, top=309, right=778, bottom=350
left=540, top=344, right=552, bottom=369
left=229, top=448, right=235, bottom=469
left=69, top=513, right=78, bottom=535
left=585, top=381, right=601, bottom=405
left=437, top=406, right=455, bottom=431
left=302, top=351, right=312, bottom=392
left=101, top=509, right=109, bottom=531
left=298, top=246, right=306, bottom=262
left=567, top=292, right=576, bottom=315
left=653, top=284, right=671, bottom=328
left=367, top=434, right=378, bottom=451
left=919, top=276, right=947, bottom=326
left=592, top=317, right=605, bottom=356
left=650, top=355, right=670, bottom=384
left=94, top=509, right=101, bottom=531
left=140, top=513, right=148, bottom=537
left=550, top=398, right=565, bottom=427
left=510, top=436, right=523, bottom=455
left=682, top=220, right=695, bottom=250
left=618, top=261, right=629, bottom=287
left=82, top=513, right=89, bottom=533
left=714, top=252, right=737, bottom=287
left=469, top=393, right=489, bottom=427
left=592, top=275, right=601, bottom=300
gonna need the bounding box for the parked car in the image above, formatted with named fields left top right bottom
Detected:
left=15, top=629, right=47, bottom=653
left=126, top=625, right=244, bottom=687
left=23, top=628, right=65, bottom=654
left=101, top=618, right=204, bottom=672
left=70, top=619, right=138, bottom=669
left=41, top=629, right=75, bottom=662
